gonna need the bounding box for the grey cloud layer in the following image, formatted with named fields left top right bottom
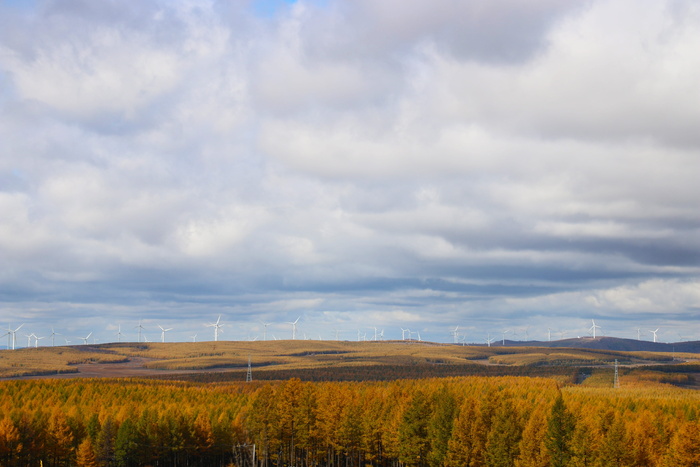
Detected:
left=0, top=0, right=698, bottom=342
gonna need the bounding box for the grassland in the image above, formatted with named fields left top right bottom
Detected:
left=1, top=339, right=690, bottom=386
left=0, top=346, right=128, bottom=378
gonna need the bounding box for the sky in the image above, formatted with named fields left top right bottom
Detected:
left=0, top=0, right=699, bottom=346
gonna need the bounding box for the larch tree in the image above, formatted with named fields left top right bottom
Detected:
left=398, top=390, right=432, bottom=466
left=76, top=437, right=98, bottom=467
left=544, top=395, right=575, bottom=467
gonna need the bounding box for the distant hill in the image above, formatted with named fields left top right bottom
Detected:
left=498, top=336, right=700, bottom=353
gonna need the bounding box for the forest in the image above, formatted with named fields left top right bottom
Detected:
left=2, top=374, right=700, bottom=466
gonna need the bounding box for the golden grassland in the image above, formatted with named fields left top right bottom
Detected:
left=0, top=346, right=128, bottom=377
left=0, top=339, right=688, bottom=381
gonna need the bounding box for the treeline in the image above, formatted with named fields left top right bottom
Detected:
left=1, top=376, right=700, bottom=466
left=151, top=363, right=580, bottom=384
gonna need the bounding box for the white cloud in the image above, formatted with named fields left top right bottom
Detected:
left=0, top=0, right=698, bottom=343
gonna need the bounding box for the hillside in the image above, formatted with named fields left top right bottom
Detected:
left=506, top=336, right=700, bottom=353
left=2, top=338, right=697, bottom=385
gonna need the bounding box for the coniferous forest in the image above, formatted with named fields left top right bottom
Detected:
left=2, top=375, right=700, bottom=466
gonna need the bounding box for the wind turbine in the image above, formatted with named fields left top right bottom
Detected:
left=158, top=325, right=173, bottom=343
left=451, top=326, right=460, bottom=344
left=116, top=324, right=124, bottom=343
left=81, top=332, right=92, bottom=345
left=206, top=315, right=224, bottom=341
left=35, top=335, right=45, bottom=348
left=49, top=327, right=60, bottom=347
left=501, top=329, right=510, bottom=346
left=135, top=320, right=145, bottom=343
left=486, top=333, right=495, bottom=347
left=260, top=322, right=271, bottom=341
left=547, top=328, right=552, bottom=342
left=25, top=333, right=34, bottom=348
left=636, top=327, right=641, bottom=341
left=191, top=334, right=197, bottom=342
left=286, top=317, right=300, bottom=340
left=401, top=328, right=410, bottom=340
left=650, top=328, right=659, bottom=343
left=590, top=320, right=601, bottom=339
left=8, top=324, right=24, bottom=350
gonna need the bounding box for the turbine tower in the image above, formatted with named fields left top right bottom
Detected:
left=81, top=332, right=92, bottom=345
left=650, top=328, right=659, bottom=343
left=590, top=319, right=601, bottom=339
left=49, top=327, right=60, bottom=347
left=135, top=320, right=145, bottom=343
left=486, top=333, right=495, bottom=347
left=501, top=329, right=510, bottom=346
left=116, top=325, right=123, bottom=343
left=452, top=326, right=460, bottom=344
left=260, top=322, right=271, bottom=341
left=206, top=315, right=224, bottom=341
left=7, top=324, right=24, bottom=350
left=287, top=316, right=300, bottom=340
left=158, top=325, right=173, bottom=343
left=191, top=334, right=197, bottom=342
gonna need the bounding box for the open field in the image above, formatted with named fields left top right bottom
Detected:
left=2, top=339, right=697, bottom=387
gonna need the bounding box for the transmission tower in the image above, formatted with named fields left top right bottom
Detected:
left=246, top=355, right=253, bottom=383
left=613, top=359, right=619, bottom=388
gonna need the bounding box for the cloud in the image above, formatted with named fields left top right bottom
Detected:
left=0, top=0, right=698, bottom=344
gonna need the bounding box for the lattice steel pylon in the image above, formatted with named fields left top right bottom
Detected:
left=614, top=359, right=619, bottom=388
left=246, top=355, right=253, bottom=383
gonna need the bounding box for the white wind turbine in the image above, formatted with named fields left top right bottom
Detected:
left=35, top=335, right=45, bottom=348
left=401, top=328, right=410, bottom=340
left=25, top=333, right=34, bottom=348
left=636, top=327, right=641, bottom=341
left=590, top=320, right=601, bottom=339
left=81, top=332, right=92, bottom=345
left=486, top=333, right=496, bottom=347
left=49, top=327, right=60, bottom=347
left=206, top=315, right=224, bottom=341
left=191, top=334, right=197, bottom=342
left=116, top=325, right=124, bottom=343
left=451, top=326, right=460, bottom=344
left=650, top=328, right=659, bottom=343
left=8, top=324, right=24, bottom=350
left=158, top=325, right=173, bottom=343
left=260, top=322, right=271, bottom=341
left=501, top=329, right=510, bottom=346
left=287, top=316, right=300, bottom=340
left=135, top=320, right=145, bottom=343
left=547, top=328, right=553, bottom=342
